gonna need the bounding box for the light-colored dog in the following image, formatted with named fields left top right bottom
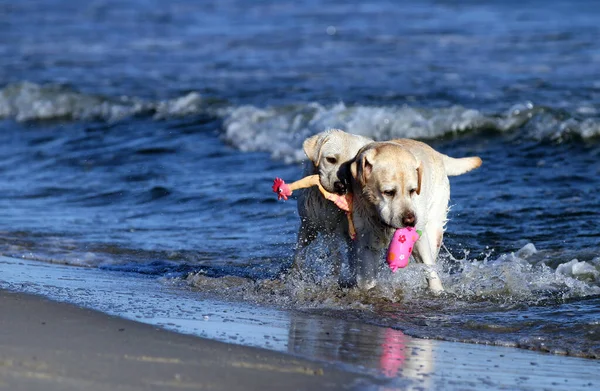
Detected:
left=348, top=139, right=482, bottom=293
left=294, top=129, right=372, bottom=274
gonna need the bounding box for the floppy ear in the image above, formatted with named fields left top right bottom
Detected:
left=416, top=161, right=423, bottom=195
left=302, top=134, right=323, bottom=165
left=350, top=160, right=358, bottom=180
left=363, top=156, right=373, bottom=184
left=351, top=152, right=373, bottom=186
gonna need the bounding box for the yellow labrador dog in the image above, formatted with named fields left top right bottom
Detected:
left=294, top=129, right=372, bottom=273
left=349, top=139, right=482, bottom=293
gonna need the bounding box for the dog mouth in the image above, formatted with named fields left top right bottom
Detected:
left=381, top=215, right=416, bottom=230
left=381, top=220, right=401, bottom=231
left=332, top=180, right=348, bottom=195
left=378, top=210, right=417, bottom=230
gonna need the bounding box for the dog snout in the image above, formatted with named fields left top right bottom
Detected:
left=402, top=211, right=416, bottom=227
left=333, top=181, right=346, bottom=194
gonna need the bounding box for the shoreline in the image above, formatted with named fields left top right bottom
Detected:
left=0, top=289, right=379, bottom=391
left=1, top=256, right=599, bottom=390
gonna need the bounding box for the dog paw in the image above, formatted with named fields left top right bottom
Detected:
left=338, top=276, right=356, bottom=289
left=428, top=280, right=444, bottom=295
left=357, top=277, right=377, bottom=291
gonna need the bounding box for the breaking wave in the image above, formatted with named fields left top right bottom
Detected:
left=220, top=102, right=600, bottom=163
left=0, top=82, right=204, bottom=122
left=2, top=82, right=600, bottom=164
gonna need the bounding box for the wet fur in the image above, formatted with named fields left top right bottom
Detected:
left=348, top=139, right=482, bottom=293
left=294, top=129, right=372, bottom=275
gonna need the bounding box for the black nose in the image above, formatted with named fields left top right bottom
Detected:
left=402, top=212, right=416, bottom=227
left=333, top=181, right=346, bottom=194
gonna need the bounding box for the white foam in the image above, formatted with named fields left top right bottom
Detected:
left=152, top=92, right=203, bottom=119
left=2, top=82, right=599, bottom=160
left=556, top=259, right=600, bottom=283
left=443, top=244, right=600, bottom=302
left=220, top=101, right=510, bottom=163
left=220, top=101, right=593, bottom=163
left=185, top=241, right=600, bottom=308
left=340, top=243, right=600, bottom=304
left=0, top=82, right=203, bottom=122
left=574, top=118, right=600, bottom=139
left=220, top=104, right=314, bottom=164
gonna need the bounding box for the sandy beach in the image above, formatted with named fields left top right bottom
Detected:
left=0, top=289, right=381, bottom=391
left=1, top=256, right=599, bottom=391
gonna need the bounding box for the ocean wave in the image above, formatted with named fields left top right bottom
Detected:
left=2, top=82, right=599, bottom=162
left=220, top=101, right=600, bottom=162
left=0, top=82, right=203, bottom=122
left=220, top=102, right=531, bottom=163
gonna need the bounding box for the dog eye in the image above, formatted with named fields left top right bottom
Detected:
left=325, top=157, right=337, bottom=164
left=409, top=188, right=417, bottom=195
left=383, top=189, right=396, bottom=197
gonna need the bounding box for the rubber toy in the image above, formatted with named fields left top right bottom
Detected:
left=272, top=175, right=356, bottom=239
left=386, top=227, right=421, bottom=272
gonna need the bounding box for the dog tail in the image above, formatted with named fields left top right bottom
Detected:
left=442, top=155, right=482, bottom=176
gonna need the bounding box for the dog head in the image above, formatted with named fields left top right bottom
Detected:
left=351, top=142, right=422, bottom=229
left=303, top=129, right=372, bottom=194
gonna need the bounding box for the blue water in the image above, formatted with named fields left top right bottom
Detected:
left=1, top=0, right=599, bottom=359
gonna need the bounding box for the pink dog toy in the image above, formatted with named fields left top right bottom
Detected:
left=386, top=227, right=421, bottom=272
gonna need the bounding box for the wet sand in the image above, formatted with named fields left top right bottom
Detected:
left=0, top=289, right=379, bottom=391
left=1, top=256, right=599, bottom=391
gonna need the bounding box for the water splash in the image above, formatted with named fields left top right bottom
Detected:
left=185, top=242, right=600, bottom=308
left=442, top=243, right=600, bottom=303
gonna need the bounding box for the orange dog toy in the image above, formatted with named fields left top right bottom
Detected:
left=272, top=175, right=356, bottom=240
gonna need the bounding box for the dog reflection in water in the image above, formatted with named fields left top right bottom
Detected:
left=379, top=328, right=407, bottom=378
left=287, top=314, right=434, bottom=384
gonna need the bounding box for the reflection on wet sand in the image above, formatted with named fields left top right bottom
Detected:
left=288, top=314, right=434, bottom=388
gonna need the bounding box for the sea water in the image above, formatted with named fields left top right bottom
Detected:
left=0, top=0, right=599, bottom=364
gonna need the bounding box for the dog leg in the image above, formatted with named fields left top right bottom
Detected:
left=292, top=221, right=317, bottom=272
left=414, top=225, right=444, bottom=294
left=346, top=241, right=379, bottom=291
left=328, top=238, right=344, bottom=279
left=339, top=241, right=357, bottom=288
left=328, top=223, right=352, bottom=279
left=336, top=236, right=355, bottom=287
